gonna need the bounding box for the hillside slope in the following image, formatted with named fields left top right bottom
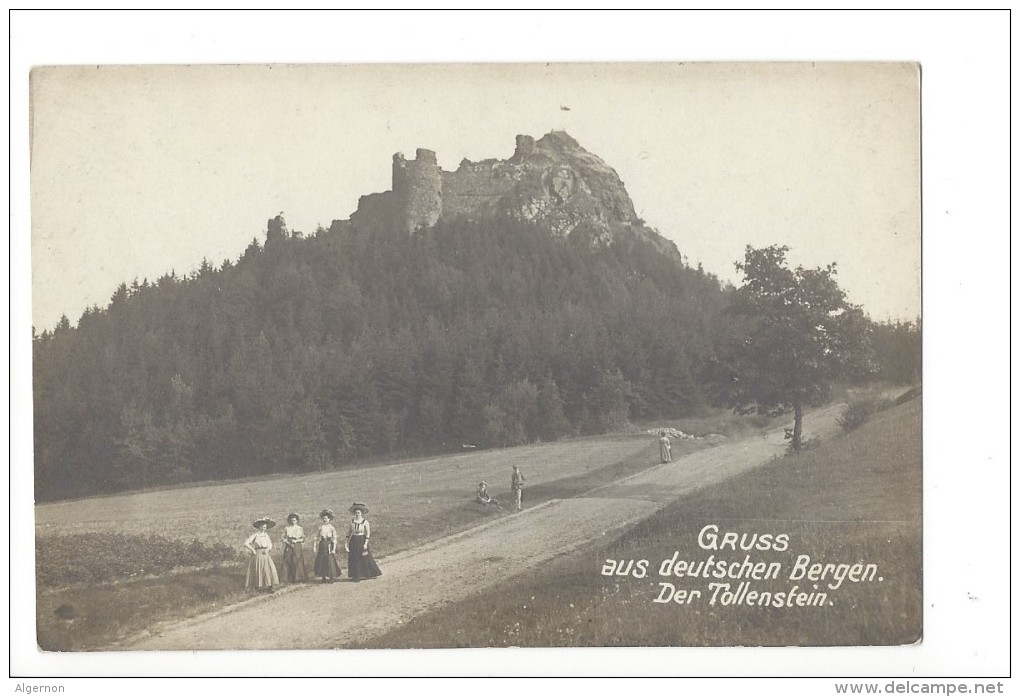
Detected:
left=34, top=136, right=734, bottom=500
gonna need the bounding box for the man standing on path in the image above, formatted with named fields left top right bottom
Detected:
left=511, top=464, right=525, bottom=512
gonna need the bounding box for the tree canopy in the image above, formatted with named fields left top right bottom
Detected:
left=34, top=223, right=906, bottom=499
left=33, top=216, right=733, bottom=500
left=723, top=245, right=875, bottom=451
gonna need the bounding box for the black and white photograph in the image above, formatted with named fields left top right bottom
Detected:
left=29, top=59, right=923, bottom=652
left=9, top=10, right=1010, bottom=685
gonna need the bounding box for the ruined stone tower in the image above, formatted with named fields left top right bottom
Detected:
left=347, top=132, right=667, bottom=253
left=392, top=149, right=442, bottom=233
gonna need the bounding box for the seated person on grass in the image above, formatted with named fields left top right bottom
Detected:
left=476, top=481, right=502, bottom=508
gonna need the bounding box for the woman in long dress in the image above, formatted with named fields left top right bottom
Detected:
left=659, top=431, right=672, bottom=463
left=281, top=513, right=308, bottom=583
left=313, top=509, right=343, bottom=583
left=345, top=503, right=382, bottom=582
left=244, top=517, right=280, bottom=592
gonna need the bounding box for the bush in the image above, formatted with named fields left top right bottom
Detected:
left=838, top=397, right=892, bottom=433
left=783, top=425, right=822, bottom=455
left=37, top=533, right=242, bottom=588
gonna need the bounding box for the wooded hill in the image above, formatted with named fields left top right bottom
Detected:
left=33, top=217, right=738, bottom=499
left=33, top=215, right=920, bottom=501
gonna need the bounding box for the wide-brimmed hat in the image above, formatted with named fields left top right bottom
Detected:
left=319, top=508, right=335, bottom=520
left=253, top=517, right=276, bottom=529
left=349, top=502, right=369, bottom=515
left=479, top=481, right=488, bottom=487
left=286, top=512, right=300, bottom=523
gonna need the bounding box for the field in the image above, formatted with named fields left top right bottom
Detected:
left=357, top=396, right=922, bottom=648
left=36, top=429, right=717, bottom=649
left=36, top=397, right=920, bottom=651
left=115, top=401, right=859, bottom=650
left=36, top=433, right=689, bottom=551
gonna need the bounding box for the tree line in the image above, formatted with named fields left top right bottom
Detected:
left=33, top=217, right=919, bottom=500
left=34, top=217, right=734, bottom=499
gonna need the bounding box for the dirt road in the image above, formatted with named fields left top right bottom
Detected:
left=121, top=404, right=845, bottom=650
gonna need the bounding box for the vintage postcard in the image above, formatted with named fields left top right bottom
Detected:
left=29, top=62, right=921, bottom=654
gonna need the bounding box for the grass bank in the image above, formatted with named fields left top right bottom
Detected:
left=359, top=397, right=922, bottom=648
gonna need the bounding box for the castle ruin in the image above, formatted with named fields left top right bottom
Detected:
left=392, top=149, right=443, bottom=233
left=348, top=132, right=642, bottom=243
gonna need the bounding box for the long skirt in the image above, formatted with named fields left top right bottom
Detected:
left=660, top=441, right=672, bottom=463
left=347, top=535, right=382, bottom=581
left=314, top=544, right=343, bottom=579
left=246, top=550, right=279, bottom=590
left=282, top=542, right=308, bottom=582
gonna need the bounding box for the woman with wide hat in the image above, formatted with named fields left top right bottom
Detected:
left=244, top=517, right=280, bottom=592
left=345, top=503, right=382, bottom=582
left=280, top=513, right=308, bottom=583
left=313, top=509, right=343, bottom=583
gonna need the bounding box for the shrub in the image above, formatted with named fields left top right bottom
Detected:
left=784, top=431, right=821, bottom=456
left=838, top=396, right=892, bottom=433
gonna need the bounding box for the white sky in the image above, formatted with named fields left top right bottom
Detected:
left=31, top=61, right=919, bottom=330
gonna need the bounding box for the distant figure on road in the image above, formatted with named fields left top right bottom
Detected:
left=281, top=513, right=308, bottom=583
left=511, top=465, right=526, bottom=512
left=476, top=481, right=502, bottom=508
left=345, top=503, right=382, bottom=582
left=313, top=509, right=343, bottom=583
left=659, top=431, right=672, bottom=463
left=244, top=517, right=280, bottom=593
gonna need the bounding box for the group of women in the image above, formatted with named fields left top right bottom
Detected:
left=242, top=502, right=382, bottom=593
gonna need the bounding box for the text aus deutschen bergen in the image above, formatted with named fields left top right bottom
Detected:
left=600, top=524, right=882, bottom=608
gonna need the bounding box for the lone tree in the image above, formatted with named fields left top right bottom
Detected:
left=725, top=245, right=874, bottom=452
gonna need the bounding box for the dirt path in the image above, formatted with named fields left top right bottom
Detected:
left=120, top=404, right=845, bottom=650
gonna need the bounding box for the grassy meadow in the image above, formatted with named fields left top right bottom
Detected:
left=36, top=434, right=680, bottom=550
left=358, top=395, right=922, bottom=648
left=36, top=428, right=726, bottom=650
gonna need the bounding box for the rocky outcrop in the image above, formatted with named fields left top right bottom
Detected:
left=347, top=131, right=678, bottom=255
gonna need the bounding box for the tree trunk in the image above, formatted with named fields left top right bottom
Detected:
left=792, top=402, right=803, bottom=453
